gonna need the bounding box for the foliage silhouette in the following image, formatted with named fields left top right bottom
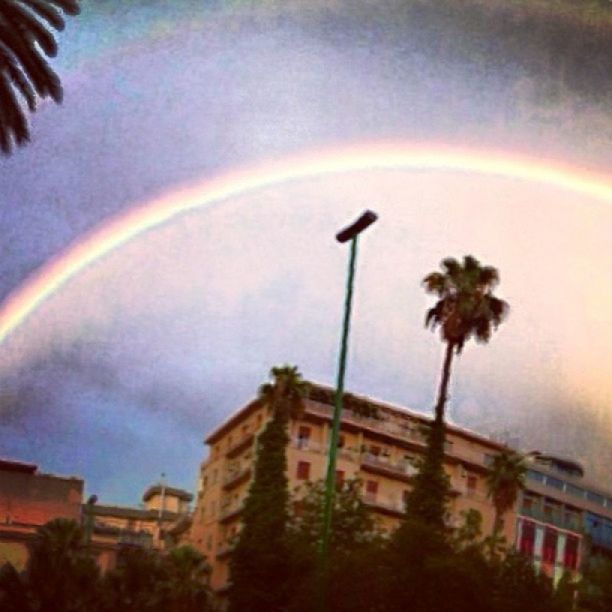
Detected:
left=0, top=0, right=79, bottom=154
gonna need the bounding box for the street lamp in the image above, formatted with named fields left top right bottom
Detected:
left=318, top=209, right=378, bottom=608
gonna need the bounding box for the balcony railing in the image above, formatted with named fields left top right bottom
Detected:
left=361, top=453, right=418, bottom=481
left=226, top=433, right=255, bottom=458
left=304, top=404, right=488, bottom=469
left=363, top=494, right=405, bottom=517
left=520, top=506, right=582, bottom=533
left=219, top=502, right=244, bottom=523
left=222, top=467, right=251, bottom=490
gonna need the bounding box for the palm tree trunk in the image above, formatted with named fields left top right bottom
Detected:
left=434, top=341, right=455, bottom=424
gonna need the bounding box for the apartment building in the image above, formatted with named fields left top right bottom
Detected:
left=190, top=384, right=515, bottom=594
left=516, top=451, right=612, bottom=582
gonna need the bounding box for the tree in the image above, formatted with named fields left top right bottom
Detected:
left=158, top=546, right=210, bottom=612
left=405, top=255, right=509, bottom=529
left=228, top=364, right=309, bottom=612
left=0, top=0, right=80, bottom=154
left=485, top=451, right=526, bottom=553
left=577, top=555, right=612, bottom=611
left=287, top=478, right=387, bottom=612
left=423, top=254, right=509, bottom=425
left=26, top=518, right=99, bottom=611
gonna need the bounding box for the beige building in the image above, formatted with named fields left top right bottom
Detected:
left=84, top=484, right=193, bottom=571
left=190, top=384, right=516, bottom=594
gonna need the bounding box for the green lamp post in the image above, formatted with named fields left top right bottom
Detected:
left=317, top=209, right=378, bottom=609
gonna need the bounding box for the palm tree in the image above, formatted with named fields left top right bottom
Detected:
left=424, top=254, right=509, bottom=426
left=0, top=0, right=80, bottom=153
left=404, top=256, right=508, bottom=529
left=27, top=518, right=99, bottom=611
left=486, top=451, right=526, bottom=545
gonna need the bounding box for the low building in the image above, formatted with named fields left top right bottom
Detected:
left=516, top=451, right=612, bottom=582
left=0, top=458, right=83, bottom=570
left=84, top=484, right=193, bottom=571
left=190, top=384, right=516, bottom=595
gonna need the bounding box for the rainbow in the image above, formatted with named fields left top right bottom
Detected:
left=2, top=142, right=612, bottom=345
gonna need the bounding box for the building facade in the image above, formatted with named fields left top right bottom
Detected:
left=515, top=452, right=612, bottom=582
left=0, top=458, right=84, bottom=571
left=190, top=385, right=516, bottom=594
left=84, top=484, right=193, bottom=571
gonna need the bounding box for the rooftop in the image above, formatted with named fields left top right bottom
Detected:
left=142, top=485, right=193, bottom=503
left=205, top=381, right=509, bottom=453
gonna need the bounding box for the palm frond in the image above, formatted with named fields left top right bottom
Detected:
left=1, top=0, right=58, bottom=56
left=21, top=0, right=65, bottom=29
left=0, top=0, right=79, bottom=154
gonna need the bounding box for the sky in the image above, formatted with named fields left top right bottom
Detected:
left=0, top=0, right=611, bottom=505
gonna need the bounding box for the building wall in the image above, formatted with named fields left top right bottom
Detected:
left=0, top=462, right=84, bottom=571
left=516, top=458, right=612, bottom=579
left=192, top=393, right=515, bottom=593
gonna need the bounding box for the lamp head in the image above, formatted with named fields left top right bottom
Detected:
left=336, top=210, right=378, bottom=243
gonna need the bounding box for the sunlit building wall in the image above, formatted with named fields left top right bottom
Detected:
left=190, top=384, right=516, bottom=594
left=0, top=458, right=83, bottom=571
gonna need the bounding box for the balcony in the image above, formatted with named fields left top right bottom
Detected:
left=216, top=540, right=237, bottom=559
left=226, top=433, right=255, bottom=459
left=304, top=403, right=488, bottom=470
left=363, top=494, right=405, bottom=518
left=291, top=438, right=360, bottom=462
left=222, top=467, right=251, bottom=491
left=219, top=502, right=244, bottom=524
left=360, top=453, right=418, bottom=483
left=520, top=506, right=582, bottom=533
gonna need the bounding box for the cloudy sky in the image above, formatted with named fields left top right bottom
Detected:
left=0, top=0, right=610, bottom=504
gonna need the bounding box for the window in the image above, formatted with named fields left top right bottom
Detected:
left=519, top=520, right=535, bottom=557
left=542, top=528, right=558, bottom=564
left=365, top=480, right=378, bottom=501
left=546, top=476, right=564, bottom=490
left=527, top=470, right=545, bottom=484
left=586, top=491, right=605, bottom=506
left=297, top=461, right=311, bottom=480
left=369, top=445, right=381, bottom=457
left=566, top=484, right=585, bottom=499
left=467, top=475, right=478, bottom=494
left=338, top=435, right=345, bottom=448
left=297, top=426, right=311, bottom=449
left=564, top=535, right=579, bottom=570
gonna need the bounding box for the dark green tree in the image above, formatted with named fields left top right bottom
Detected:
left=228, top=364, right=309, bottom=612
left=577, top=555, right=612, bottom=611
left=485, top=451, right=526, bottom=555
left=157, top=546, right=210, bottom=612
left=0, top=0, right=80, bottom=153
left=405, top=255, right=509, bottom=529
left=0, top=562, right=31, bottom=612
left=26, top=518, right=99, bottom=612
left=287, top=478, right=387, bottom=612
